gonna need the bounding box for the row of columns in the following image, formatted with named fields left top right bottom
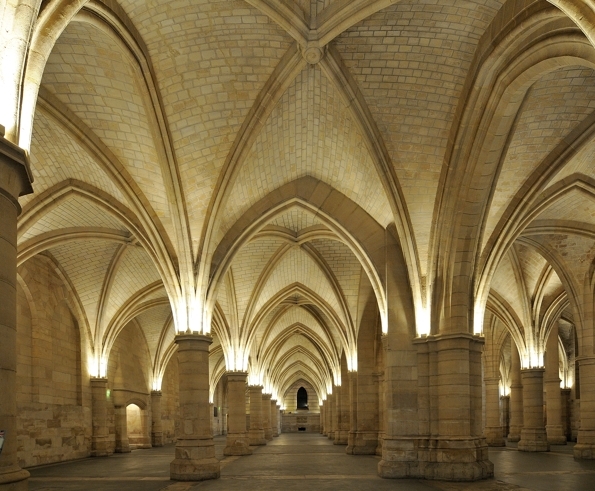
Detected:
left=485, top=325, right=570, bottom=451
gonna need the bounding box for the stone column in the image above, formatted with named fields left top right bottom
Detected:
left=375, top=367, right=385, bottom=456
left=501, top=395, right=510, bottom=438
left=170, top=334, right=219, bottom=481
left=518, top=368, right=549, bottom=452
left=262, top=394, right=273, bottom=440
left=327, top=392, right=335, bottom=440
left=508, top=342, right=523, bottom=442
left=223, top=372, right=251, bottom=456
left=346, top=371, right=358, bottom=453
left=276, top=404, right=281, bottom=435
left=151, top=391, right=164, bottom=447
left=0, top=130, right=33, bottom=491
left=248, top=386, right=266, bottom=445
left=545, top=325, right=566, bottom=444
left=575, top=356, right=595, bottom=458
left=561, top=388, right=571, bottom=441
left=320, top=403, right=325, bottom=435
left=334, top=382, right=349, bottom=445
left=114, top=406, right=130, bottom=453
left=90, top=377, right=110, bottom=456
left=484, top=377, right=504, bottom=446
left=271, top=399, right=279, bottom=437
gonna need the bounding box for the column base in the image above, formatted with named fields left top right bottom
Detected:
left=484, top=426, right=505, bottom=447
left=346, top=431, right=377, bottom=454
left=574, top=443, right=595, bottom=459
left=170, top=440, right=220, bottom=481
left=378, top=437, right=493, bottom=481
left=518, top=428, right=550, bottom=452
left=0, top=467, right=29, bottom=491
left=376, top=432, right=384, bottom=456
left=224, top=433, right=252, bottom=456
left=152, top=432, right=164, bottom=447
left=546, top=425, right=567, bottom=445
left=115, top=442, right=131, bottom=453
left=248, top=429, right=267, bottom=446
left=507, top=425, right=522, bottom=442
left=327, top=431, right=334, bottom=440
left=264, top=428, right=273, bottom=440
left=91, top=437, right=111, bottom=457
left=334, top=430, right=348, bottom=445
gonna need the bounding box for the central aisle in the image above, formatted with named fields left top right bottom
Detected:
left=191, top=434, right=509, bottom=491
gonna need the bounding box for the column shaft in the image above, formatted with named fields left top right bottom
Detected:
left=327, top=393, right=335, bottom=440
left=0, top=134, right=33, bottom=491
left=346, top=371, right=358, bottom=453
left=151, top=391, right=164, bottom=447
left=223, top=372, right=251, bottom=456
left=575, top=357, right=595, bottom=458
left=271, top=400, right=279, bottom=437
left=248, top=386, right=266, bottom=445
left=508, top=342, right=523, bottom=442
left=262, top=394, right=273, bottom=440
left=90, top=378, right=110, bottom=456
left=170, top=334, right=219, bottom=481
left=518, top=368, right=549, bottom=452
left=484, top=377, right=504, bottom=446
left=545, top=325, right=566, bottom=444
left=114, top=406, right=130, bottom=453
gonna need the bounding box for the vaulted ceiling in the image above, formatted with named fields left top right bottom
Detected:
left=9, top=0, right=595, bottom=402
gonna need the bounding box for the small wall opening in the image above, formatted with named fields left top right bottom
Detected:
left=297, top=387, right=308, bottom=410
left=126, top=404, right=143, bottom=448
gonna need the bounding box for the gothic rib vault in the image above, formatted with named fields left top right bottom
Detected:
left=2, top=0, right=595, bottom=487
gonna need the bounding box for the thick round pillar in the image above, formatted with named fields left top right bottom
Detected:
left=0, top=132, right=33, bottom=491
left=276, top=404, right=281, bottom=435
left=575, top=357, right=595, bottom=458
left=151, top=391, right=164, bottom=447
left=271, top=399, right=279, bottom=437
left=484, top=377, right=504, bottom=446
left=114, top=406, right=131, bottom=453
left=518, top=368, right=549, bottom=452
left=501, top=396, right=510, bottom=438
left=170, top=334, right=220, bottom=481
left=545, top=325, right=566, bottom=444
left=346, top=371, right=358, bottom=454
left=223, top=372, right=251, bottom=456
left=262, top=394, right=273, bottom=440
left=508, top=342, right=523, bottom=442
left=320, top=403, right=326, bottom=435
left=90, top=378, right=110, bottom=456
left=248, top=386, right=266, bottom=445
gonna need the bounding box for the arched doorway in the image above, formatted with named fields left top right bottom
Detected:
left=297, top=387, right=308, bottom=410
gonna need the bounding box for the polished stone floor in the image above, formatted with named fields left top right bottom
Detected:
left=28, top=434, right=595, bottom=491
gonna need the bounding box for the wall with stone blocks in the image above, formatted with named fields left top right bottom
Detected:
left=16, top=257, right=92, bottom=468
left=282, top=413, right=321, bottom=433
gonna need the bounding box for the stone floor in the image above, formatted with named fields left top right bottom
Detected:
left=28, top=434, right=595, bottom=491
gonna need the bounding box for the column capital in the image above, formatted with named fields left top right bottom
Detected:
left=262, top=393, right=272, bottom=401
left=151, top=390, right=162, bottom=397
left=0, top=131, right=33, bottom=203
left=90, top=377, right=108, bottom=386
left=175, top=333, right=213, bottom=351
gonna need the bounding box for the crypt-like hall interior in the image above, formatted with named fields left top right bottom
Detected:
left=2, top=0, right=595, bottom=488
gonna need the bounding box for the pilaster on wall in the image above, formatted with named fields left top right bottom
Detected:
left=0, top=129, right=33, bottom=491
left=90, top=378, right=111, bottom=457
left=379, top=333, right=493, bottom=482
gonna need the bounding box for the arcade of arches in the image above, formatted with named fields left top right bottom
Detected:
left=2, top=0, right=595, bottom=488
